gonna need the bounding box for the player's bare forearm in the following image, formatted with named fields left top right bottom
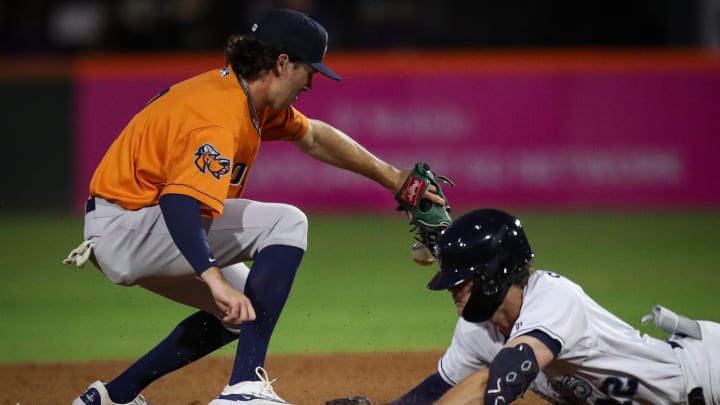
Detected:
left=296, top=119, right=400, bottom=191
left=435, top=368, right=489, bottom=405
left=296, top=119, right=445, bottom=205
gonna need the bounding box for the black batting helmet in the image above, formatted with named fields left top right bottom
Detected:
left=427, top=208, right=534, bottom=322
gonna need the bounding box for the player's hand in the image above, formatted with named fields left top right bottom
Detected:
left=394, top=163, right=455, bottom=251
left=201, top=267, right=256, bottom=324
left=396, top=167, right=447, bottom=206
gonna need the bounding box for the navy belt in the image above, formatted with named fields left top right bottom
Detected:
left=85, top=198, right=96, bottom=214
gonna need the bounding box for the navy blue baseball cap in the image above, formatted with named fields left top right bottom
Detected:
left=250, top=9, right=341, bottom=81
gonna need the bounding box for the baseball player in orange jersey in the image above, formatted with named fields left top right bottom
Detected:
left=64, top=9, right=445, bottom=405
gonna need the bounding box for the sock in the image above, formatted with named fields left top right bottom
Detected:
left=230, top=245, right=304, bottom=383
left=105, top=310, right=237, bottom=403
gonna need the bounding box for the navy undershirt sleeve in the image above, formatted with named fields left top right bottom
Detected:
left=159, top=194, right=217, bottom=275
left=386, top=372, right=452, bottom=405
left=523, top=329, right=562, bottom=357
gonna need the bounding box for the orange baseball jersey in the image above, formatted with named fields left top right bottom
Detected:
left=89, top=66, right=309, bottom=217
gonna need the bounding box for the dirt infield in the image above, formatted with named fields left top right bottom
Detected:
left=1, top=351, right=550, bottom=405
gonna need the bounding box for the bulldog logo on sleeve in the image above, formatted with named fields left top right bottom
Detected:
left=194, top=144, right=231, bottom=179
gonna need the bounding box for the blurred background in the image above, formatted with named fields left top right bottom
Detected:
left=2, top=0, right=720, bottom=212
left=1, top=0, right=719, bottom=212
left=1, top=0, right=719, bottom=54
left=1, top=0, right=719, bottom=365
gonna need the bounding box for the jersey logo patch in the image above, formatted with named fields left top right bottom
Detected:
left=194, top=144, right=230, bottom=179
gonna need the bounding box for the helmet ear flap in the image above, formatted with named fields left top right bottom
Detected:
left=462, top=277, right=508, bottom=322
left=461, top=249, right=517, bottom=322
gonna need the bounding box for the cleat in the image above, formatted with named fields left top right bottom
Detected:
left=72, top=380, right=150, bottom=405
left=209, top=367, right=293, bottom=404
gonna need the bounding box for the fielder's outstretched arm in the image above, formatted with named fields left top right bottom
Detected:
left=294, top=119, right=446, bottom=205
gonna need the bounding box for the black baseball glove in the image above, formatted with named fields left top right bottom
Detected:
left=325, top=397, right=375, bottom=405
left=395, top=162, right=454, bottom=252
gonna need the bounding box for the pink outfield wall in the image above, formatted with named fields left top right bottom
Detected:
left=74, top=51, right=720, bottom=212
